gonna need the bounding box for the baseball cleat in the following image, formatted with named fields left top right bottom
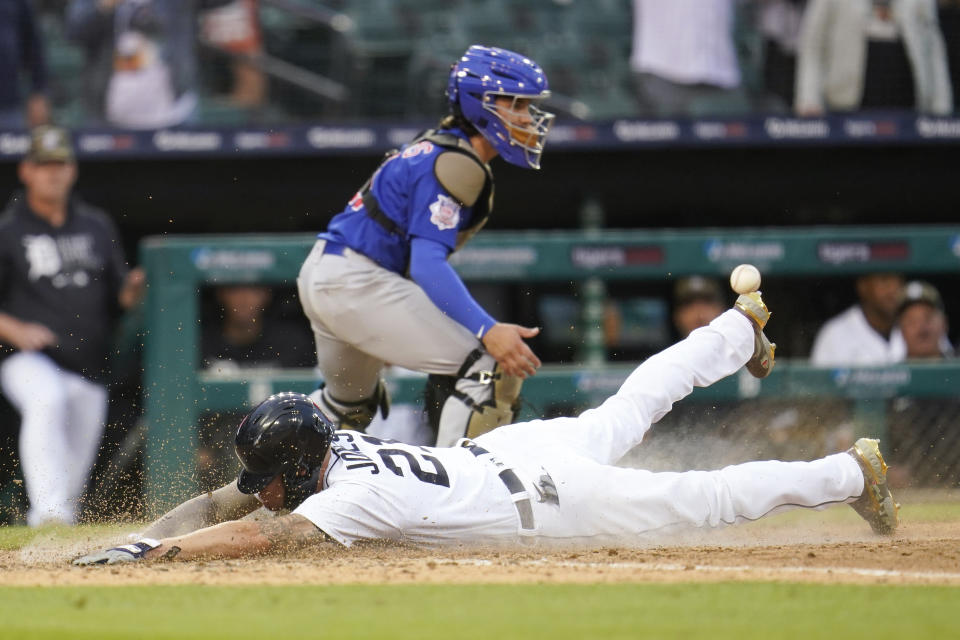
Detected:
left=734, top=292, right=776, bottom=378
left=847, top=438, right=899, bottom=535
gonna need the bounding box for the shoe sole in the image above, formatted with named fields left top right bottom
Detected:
left=734, top=293, right=775, bottom=378
left=851, top=438, right=899, bottom=535
left=746, top=330, right=775, bottom=378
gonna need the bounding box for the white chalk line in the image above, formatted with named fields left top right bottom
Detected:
left=443, top=558, right=960, bottom=581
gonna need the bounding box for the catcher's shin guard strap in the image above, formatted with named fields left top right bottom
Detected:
left=316, top=382, right=390, bottom=432
left=463, top=361, right=523, bottom=439
left=456, top=348, right=485, bottom=378
left=434, top=352, right=524, bottom=445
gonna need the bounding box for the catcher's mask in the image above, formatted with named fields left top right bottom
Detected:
left=235, top=392, right=334, bottom=510
left=447, top=44, right=554, bottom=169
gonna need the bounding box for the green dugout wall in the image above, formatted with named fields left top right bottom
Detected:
left=141, top=227, right=960, bottom=512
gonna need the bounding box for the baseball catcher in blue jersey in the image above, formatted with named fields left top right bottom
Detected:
left=298, top=45, right=555, bottom=446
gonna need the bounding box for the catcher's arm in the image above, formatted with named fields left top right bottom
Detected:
left=140, top=479, right=261, bottom=539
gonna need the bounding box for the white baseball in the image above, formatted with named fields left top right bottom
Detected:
left=729, top=264, right=761, bottom=294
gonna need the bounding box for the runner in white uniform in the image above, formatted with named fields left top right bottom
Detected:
left=73, top=293, right=898, bottom=565
left=290, top=304, right=860, bottom=547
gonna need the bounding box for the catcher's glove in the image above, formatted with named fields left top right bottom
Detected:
left=72, top=538, right=161, bottom=566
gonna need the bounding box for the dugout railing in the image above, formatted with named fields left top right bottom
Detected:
left=141, top=227, right=960, bottom=511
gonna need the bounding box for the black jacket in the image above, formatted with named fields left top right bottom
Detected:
left=0, top=193, right=129, bottom=381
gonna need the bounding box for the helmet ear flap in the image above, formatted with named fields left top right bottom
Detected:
left=301, top=419, right=332, bottom=467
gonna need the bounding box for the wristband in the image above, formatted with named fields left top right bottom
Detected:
left=111, top=538, right=161, bottom=559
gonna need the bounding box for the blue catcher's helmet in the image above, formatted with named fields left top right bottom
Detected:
left=235, top=392, right=334, bottom=510
left=447, top=44, right=555, bottom=169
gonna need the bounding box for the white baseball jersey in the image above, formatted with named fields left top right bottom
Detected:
left=0, top=196, right=128, bottom=526
left=630, top=0, right=741, bottom=88
left=293, top=432, right=518, bottom=547
left=810, top=305, right=906, bottom=367
left=295, top=311, right=866, bottom=547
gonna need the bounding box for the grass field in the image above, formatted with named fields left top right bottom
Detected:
left=1, top=582, right=958, bottom=640
left=2, top=492, right=959, bottom=639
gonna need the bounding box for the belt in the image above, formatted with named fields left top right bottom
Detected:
left=321, top=240, right=349, bottom=256
left=463, top=441, right=535, bottom=531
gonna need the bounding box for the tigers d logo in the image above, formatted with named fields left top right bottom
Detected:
left=429, top=194, right=461, bottom=231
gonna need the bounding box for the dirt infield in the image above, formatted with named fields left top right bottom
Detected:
left=4, top=509, right=959, bottom=587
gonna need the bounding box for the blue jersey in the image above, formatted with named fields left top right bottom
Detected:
left=320, top=128, right=484, bottom=274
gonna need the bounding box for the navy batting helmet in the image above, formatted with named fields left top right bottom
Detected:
left=235, top=392, right=334, bottom=509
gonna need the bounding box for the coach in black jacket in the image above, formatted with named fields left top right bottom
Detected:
left=0, top=126, right=143, bottom=526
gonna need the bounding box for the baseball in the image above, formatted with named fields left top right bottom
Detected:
left=729, top=264, right=761, bottom=294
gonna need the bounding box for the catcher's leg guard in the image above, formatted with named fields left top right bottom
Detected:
left=309, top=380, right=390, bottom=432
left=431, top=349, right=523, bottom=447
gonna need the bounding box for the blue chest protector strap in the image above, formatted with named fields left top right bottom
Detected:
left=360, top=129, right=494, bottom=241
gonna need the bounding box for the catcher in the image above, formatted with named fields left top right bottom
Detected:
left=74, top=292, right=898, bottom=565
left=298, top=44, right=553, bottom=447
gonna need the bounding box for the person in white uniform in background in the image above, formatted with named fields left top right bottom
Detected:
left=74, top=291, right=898, bottom=565
left=629, top=0, right=750, bottom=116
left=0, top=126, right=144, bottom=526
left=810, top=272, right=906, bottom=366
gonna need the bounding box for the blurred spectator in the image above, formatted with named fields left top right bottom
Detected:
left=810, top=273, right=906, bottom=366
left=0, top=125, right=144, bottom=526
left=943, top=1, right=960, bottom=99
left=629, top=0, right=751, bottom=117
left=194, top=283, right=432, bottom=482
left=888, top=281, right=956, bottom=488
left=197, top=284, right=313, bottom=490
left=757, top=0, right=807, bottom=110
left=795, top=0, right=953, bottom=116
left=672, top=276, right=726, bottom=338
left=199, top=0, right=266, bottom=108
left=65, top=0, right=232, bottom=128
left=0, top=0, right=51, bottom=129
left=201, top=284, right=313, bottom=372
left=897, top=280, right=954, bottom=358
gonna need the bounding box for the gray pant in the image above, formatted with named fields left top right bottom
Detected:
left=631, top=72, right=751, bottom=117
left=297, top=240, right=495, bottom=445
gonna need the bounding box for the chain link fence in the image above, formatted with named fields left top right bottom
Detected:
left=620, top=395, right=960, bottom=489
